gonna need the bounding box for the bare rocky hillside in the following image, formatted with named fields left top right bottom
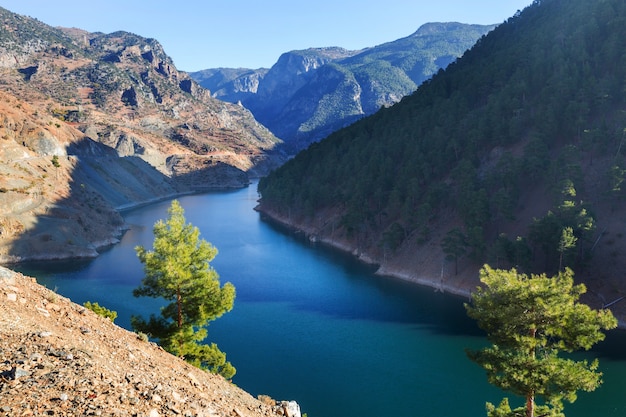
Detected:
left=0, top=266, right=301, bottom=417
left=0, top=7, right=285, bottom=262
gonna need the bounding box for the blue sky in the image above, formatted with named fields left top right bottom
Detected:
left=1, top=1, right=532, bottom=71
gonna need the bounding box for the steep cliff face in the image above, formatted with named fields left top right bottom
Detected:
left=191, top=68, right=270, bottom=104
left=191, top=23, right=495, bottom=152
left=0, top=6, right=285, bottom=262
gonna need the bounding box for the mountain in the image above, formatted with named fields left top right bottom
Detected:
left=190, top=23, right=496, bottom=153
left=190, top=67, right=270, bottom=104
left=0, top=7, right=284, bottom=262
left=257, top=0, right=626, bottom=318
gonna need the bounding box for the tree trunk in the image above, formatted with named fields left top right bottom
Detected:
left=527, top=327, right=537, bottom=417
left=177, top=286, right=182, bottom=329
left=177, top=285, right=183, bottom=356
left=526, top=391, right=535, bottom=417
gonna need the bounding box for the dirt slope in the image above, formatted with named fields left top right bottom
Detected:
left=0, top=266, right=300, bottom=417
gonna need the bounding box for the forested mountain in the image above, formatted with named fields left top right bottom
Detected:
left=258, top=0, right=626, bottom=313
left=190, top=23, right=495, bottom=153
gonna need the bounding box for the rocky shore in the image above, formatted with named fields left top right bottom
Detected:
left=0, top=266, right=301, bottom=417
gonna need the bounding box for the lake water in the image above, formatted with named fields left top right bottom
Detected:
left=14, top=183, right=626, bottom=417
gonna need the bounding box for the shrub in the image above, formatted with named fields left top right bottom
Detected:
left=83, top=301, right=117, bottom=322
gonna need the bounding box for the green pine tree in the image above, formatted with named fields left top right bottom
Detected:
left=465, top=265, right=617, bottom=417
left=131, top=200, right=236, bottom=379
left=441, top=228, right=468, bottom=275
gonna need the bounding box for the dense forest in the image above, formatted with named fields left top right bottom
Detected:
left=258, top=0, right=626, bottom=281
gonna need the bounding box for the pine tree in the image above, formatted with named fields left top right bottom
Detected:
left=131, top=200, right=236, bottom=379
left=441, top=228, right=467, bottom=275
left=465, top=265, right=616, bottom=417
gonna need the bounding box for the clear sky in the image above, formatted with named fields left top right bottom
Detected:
left=0, top=1, right=532, bottom=71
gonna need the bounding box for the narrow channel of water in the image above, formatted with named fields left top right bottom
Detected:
left=14, top=183, right=626, bottom=417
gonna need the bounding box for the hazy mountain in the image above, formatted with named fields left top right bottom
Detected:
left=256, top=0, right=626, bottom=316
left=189, top=67, right=269, bottom=105
left=191, top=23, right=495, bottom=152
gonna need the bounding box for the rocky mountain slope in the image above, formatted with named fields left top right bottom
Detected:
left=0, top=6, right=284, bottom=262
left=0, top=266, right=300, bottom=417
left=191, top=23, right=495, bottom=152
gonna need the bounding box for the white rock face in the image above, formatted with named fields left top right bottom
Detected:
left=281, top=401, right=301, bottom=417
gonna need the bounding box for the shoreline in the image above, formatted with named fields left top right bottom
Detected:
left=0, top=184, right=252, bottom=266
left=115, top=181, right=253, bottom=212
left=256, top=205, right=626, bottom=330
left=256, top=207, right=474, bottom=299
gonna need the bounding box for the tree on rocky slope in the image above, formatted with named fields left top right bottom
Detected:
left=131, top=200, right=236, bottom=379
left=465, top=265, right=616, bottom=417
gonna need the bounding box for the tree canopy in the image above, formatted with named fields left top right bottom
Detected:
left=465, top=265, right=617, bottom=417
left=131, top=200, right=236, bottom=379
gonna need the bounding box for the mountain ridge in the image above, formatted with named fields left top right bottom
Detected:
left=190, top=22, right=496, bottom=152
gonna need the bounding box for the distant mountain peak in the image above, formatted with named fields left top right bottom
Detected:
left=191, top=22, right=495, bottom=153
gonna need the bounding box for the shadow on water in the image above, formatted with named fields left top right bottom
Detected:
left=261, top=215, right=484, bottom=337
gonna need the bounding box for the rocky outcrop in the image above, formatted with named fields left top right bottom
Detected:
left=0, top=266, right=300, bottom=417
left=190, top=68, right=270, bottom=104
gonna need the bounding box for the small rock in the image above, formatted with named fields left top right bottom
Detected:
left=167, top=404, right=181, bottom=415
left=281, top=401, right=301, bottom=417
left=36, top=306, right=50, bottom=317
left=80, top=327, right=91, bottom=334
left=149, top=409, right=160, bottom=417
left=11, top=367, right=31, bottom=380
left=59, top=393, right=69, bottom=401
left=6, top=293, right=17, bottom=302
left=48, top=348, right=67, bottom=358
left=38, top=331, right=53, bottom=338
left=188, top=372, right=200, bottom=387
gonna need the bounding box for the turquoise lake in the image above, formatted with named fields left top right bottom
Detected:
left=14, top=183, right=626, bottom=417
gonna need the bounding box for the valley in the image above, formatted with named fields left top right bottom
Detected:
left=2, top=1, right=626, bottom=415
